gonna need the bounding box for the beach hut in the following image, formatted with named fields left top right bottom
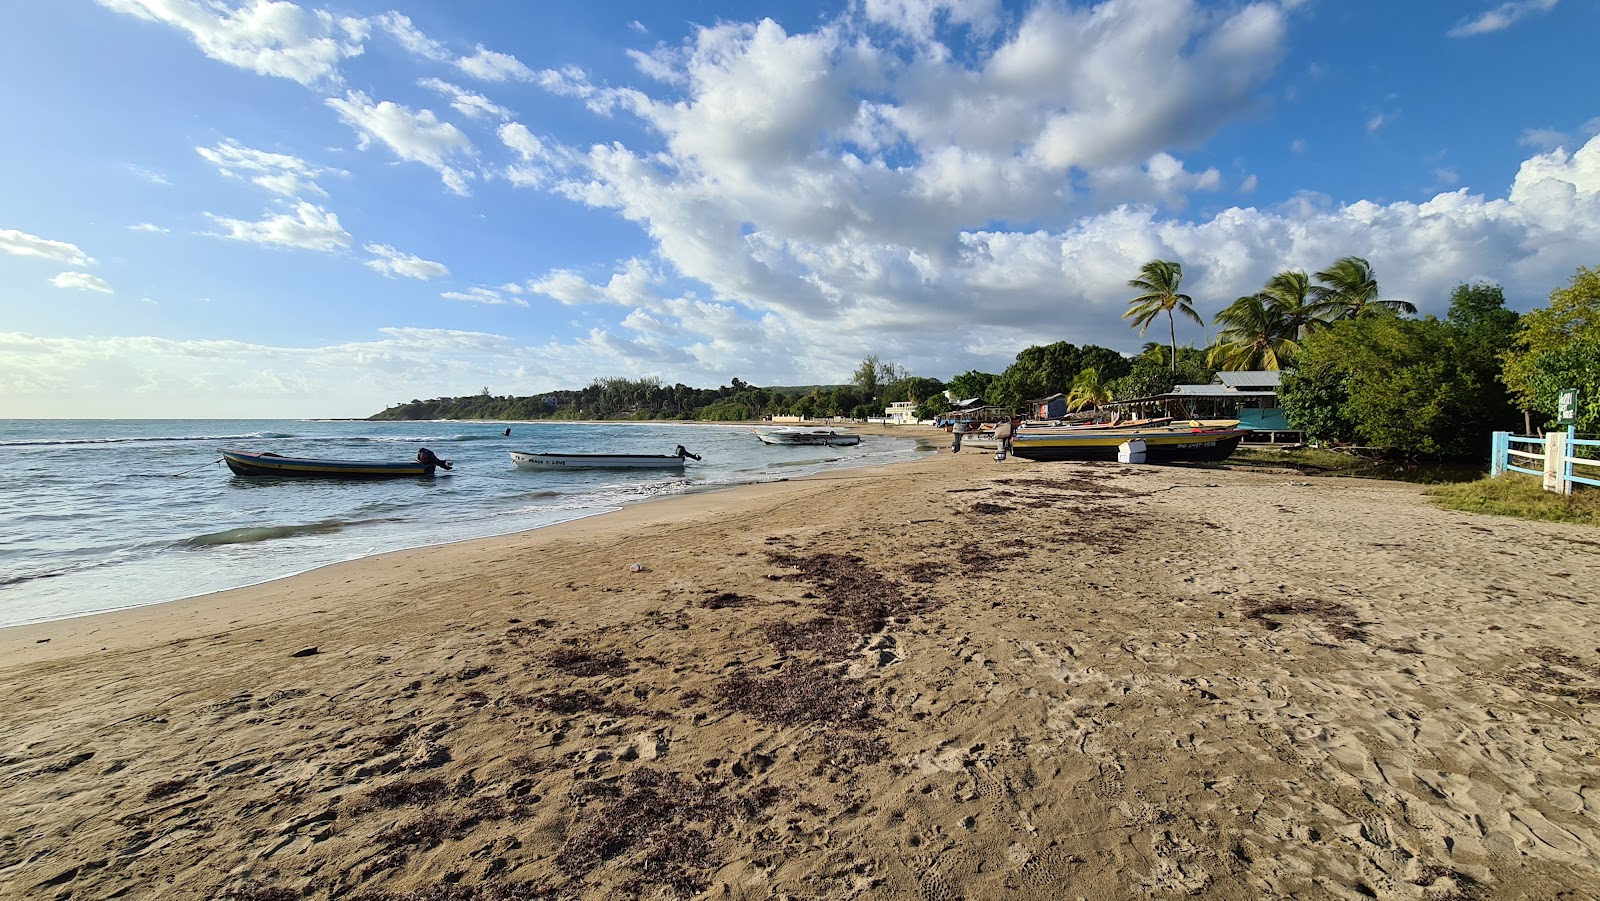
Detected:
left=1107, top=371, right=1301, bottom=443
left=1027, top=393, right=1069, bottom=421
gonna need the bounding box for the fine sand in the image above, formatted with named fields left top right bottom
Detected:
left=3, top=432, right=1599, bottom=900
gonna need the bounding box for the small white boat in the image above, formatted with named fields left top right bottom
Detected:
left=754, top=427, right=861, bottom=447
left=509, top=446, right=701, bottom=470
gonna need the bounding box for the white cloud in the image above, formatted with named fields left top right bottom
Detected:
left=366, top=11, right=448, bottom=61
left=1239, top=174, right=1258, bottom=193
left=1366, top=113, right=1388, bottom=134
left=128, top=223, right=169, bottom=233
left=1519, top=128, right=1568, bottom=151
left=442, top=286, right=526, bottom=306
left=325, top=90, right=477, bottom=195
left=456, top=44, right=535, bottom=81
left=364, top=243, right=449, bottom=280
left=93, top=0, right=362, bottom=85
left=1448, top=0, right=1559, bottom=37
left=205, top=201, right=351, bottom=251
left=197, top=138, right=341, bottom=197
left=0, top=228, right=94, bottom=265
left=418, top=77, right=510, bottom=119
left=528, top=258, right=663, bottom=307
left=127, top=165, right=171, bottom=185
left=49, top=272, right=114, bottom=294
left=862, top=0, right=1003, bottom=43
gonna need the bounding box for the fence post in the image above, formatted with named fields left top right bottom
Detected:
left=1563, top=426, right=1577, bottom=496
left=1544, top=432, right=1562, bottom=493
left=1490, top=431, right=1507, bottom=478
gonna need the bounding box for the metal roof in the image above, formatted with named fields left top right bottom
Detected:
left=1171, top=385, right=1240, bottom=397
left=1215, top=371, right=1281, bottom=388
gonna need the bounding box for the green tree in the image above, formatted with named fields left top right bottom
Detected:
left=1077, top=345, right=1133, bottom=383
left=1066, top=367, right=1114, bottom=412
left=1108, top=344, right=1212, bottom=401
left=1312, top=256, right=1417, bottom=320
left=1502, top=265, right=1600, bottom=414
left=1261, top=270, right=1330, bottom=338
left=852, top=356, right=884, bottom=400
left=1125, top=260, right=1203, bottom=374
left=1524, top=338, right=1600, bottom=437
left=1281, top=315, right=1497, bottom=455
left=994, top=342, right=1082, bottom=406
left=1208, top=292, right=1301, bottom=371
left=946, top=370, right=997, bottom=403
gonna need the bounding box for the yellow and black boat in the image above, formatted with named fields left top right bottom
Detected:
left=1009, top=420, right=1244, bottom=463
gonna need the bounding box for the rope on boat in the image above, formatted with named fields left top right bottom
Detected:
left=170, top=457, right=225, bottom=476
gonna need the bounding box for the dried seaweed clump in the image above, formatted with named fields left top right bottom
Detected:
left=1243, top=598, right=1368, bottom=642
left=221, top=886, right=301, bottom=901
left=762, top=615, right=861, bottom=658
left=811, top=732, right=890, bottom=775
left=702, top=591, right=759, bottom=609
left=765, top=551, right=927, bottom=628
left=507, top=689, right=643, bottom=718
left=357, top=776, right=453, bottom=812
left=350, top=881, right=560, bottom=901
left=145, top=777, right=192, bottom=801
left=557, top=768, right=781, bottom=897
left=1507, top=646, right=1600, bottom=702
left=715, top=661, right=877, bottom=728
left=547, top=647, right=629, bottom=677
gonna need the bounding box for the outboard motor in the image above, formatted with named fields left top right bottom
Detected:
left=674, top=445, right=702, bottom=461
left=416, top=447, right=453, bottom=472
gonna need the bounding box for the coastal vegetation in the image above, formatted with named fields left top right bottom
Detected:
left=1426, top=473, right=1600, bottom=526
left=373, top=259, right=1598, bottom=474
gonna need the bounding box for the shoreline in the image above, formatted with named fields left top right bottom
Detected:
left=3, top=449, right=1597, bottom=898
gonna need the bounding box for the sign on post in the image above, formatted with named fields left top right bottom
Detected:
left=1556, top=388, right=1578, bottom=426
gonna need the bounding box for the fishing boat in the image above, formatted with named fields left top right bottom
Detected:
left=753, top=426, right=862, bottom=447
left=1008, top=421, right=1244, bottom=463
left=509, top=445, right=701, bottom=470
left=222, top=448, right=451, bottom=479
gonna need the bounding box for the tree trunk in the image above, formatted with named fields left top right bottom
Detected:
left=1167, top=312, right=1178, bottom=375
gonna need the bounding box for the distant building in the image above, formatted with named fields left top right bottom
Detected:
left=1026, top=393, right=1069, bottom=420
left=885, top=401, right=920, bottom=425
left=1111, top=371, right=1300, bottom=443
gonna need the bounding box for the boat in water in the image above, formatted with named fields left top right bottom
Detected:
left=754, top=426, right=862, bottom=447
left=1008, top=421, right=1244, bottom=463
left=222, top=448, right=452, bottom=479
left=509, top=445, right=701, bottom=470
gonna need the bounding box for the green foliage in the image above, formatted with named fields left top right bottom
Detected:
left=1208, top=292, right=1301, bottom=371
left=1108, top=344, right=1212, bottom=401
left=884, top=375, right=945, bottom=404
left=1523, top=337, right=1600, bottom=435
left=914, top=394, right=953, bottom=421
left=946, top=370, right=996, bottom=402
left=992, top=342, right=1083, bottom=405
left=1078, top=345, right=1132, bottom=382
left=1281, top=315, right=1508, bottom=456
left=1066, top=367, right=1113, bottom=412
left=1502, top=265, right=1600, bottom=412
left=1312, top=256, right=1417, bottom=318
left=1125, top=260, right=1203, bottom=374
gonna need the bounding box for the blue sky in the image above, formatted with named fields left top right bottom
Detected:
left=2, top=0, right=1597, bottom=418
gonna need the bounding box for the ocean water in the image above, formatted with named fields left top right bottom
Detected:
left=0, top=420, right=929, bottom=628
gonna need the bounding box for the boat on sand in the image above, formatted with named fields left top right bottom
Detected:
left=1008, top=421, right=1244, bottom=463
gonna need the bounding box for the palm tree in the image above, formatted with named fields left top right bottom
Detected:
left=1208, top=293, right=1301, bottom=371
left=1125, top=260, right=1204, bottom=374
left=1312, top=256, right=1417, bottom=320
left=1260, top=270, right=1331, bottom=339
left=1066, top=366, right=1114, bottom=412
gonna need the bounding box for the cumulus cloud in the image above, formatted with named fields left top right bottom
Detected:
left=1448, top=0, right=1559, bottom=37
left=365, top=10, right=448, bottom=61
left=528, top=258, right=664, bottom=307
left=364, top=243, right=449, bottom=280
left=128, top=223, right=169, bottom=233
left=325, top=90, right=477, bottom=194
left=49, top=272, right=114, bottom=294
left=197, top=138, right=342, bottom=197
left=0, top=228, right=94, bottom=265
left=205, top=201, right=351, bottom=251
left=93, top=0, right=362, bottom=85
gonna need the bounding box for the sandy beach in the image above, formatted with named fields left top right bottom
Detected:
left=3, top=431, right=1599, bottom=900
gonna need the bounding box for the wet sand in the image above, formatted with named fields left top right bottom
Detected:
left=2, top=435, right=1599, bottom=900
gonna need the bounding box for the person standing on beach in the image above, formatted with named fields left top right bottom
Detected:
left=951, top=420, right=968, bottom=453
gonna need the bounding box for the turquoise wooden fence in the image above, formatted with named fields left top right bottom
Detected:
left=1491, top=428, right=1600, bottom=494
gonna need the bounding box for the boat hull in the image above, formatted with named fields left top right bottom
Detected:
left=755, top=429, right=862, bottom=446
left=510, top=451, right=686, bottom=470
left=222, top=450, right=437, bottom=479
left=1010, top=430, right=1244, bottom=463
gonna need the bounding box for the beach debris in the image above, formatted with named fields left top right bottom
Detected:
left=628, top=562, right=643, bottom=572
left=290, top=646, right=319, bottom=658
